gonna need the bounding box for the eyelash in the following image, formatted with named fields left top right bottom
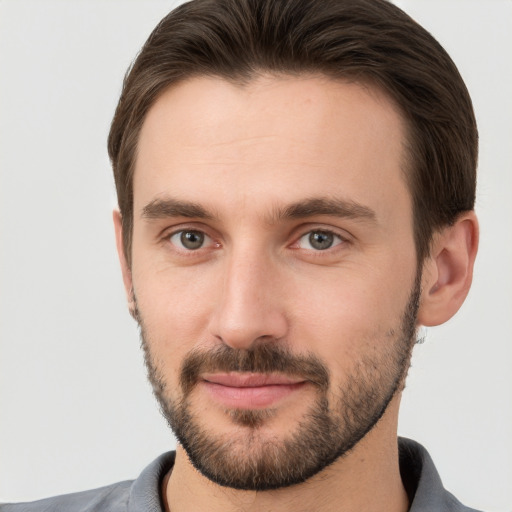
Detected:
left=294, top=229, right=346, bottom=252
left=163, top=226, right=349, bottom=256
left=166, top=228, right=217, bottom=252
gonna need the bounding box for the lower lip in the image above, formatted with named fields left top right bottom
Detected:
left=201, top=381, right=306, bottom=409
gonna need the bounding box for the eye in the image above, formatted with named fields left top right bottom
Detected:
left=169, top=230, right=211, bottom=250
left=297, top=230, right=343, bottom=251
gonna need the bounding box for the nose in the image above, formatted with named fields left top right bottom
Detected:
left=208, top=249, right=289, bottom=350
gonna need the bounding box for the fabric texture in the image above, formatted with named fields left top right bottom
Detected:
left=0, top=438, right=482, bottom=512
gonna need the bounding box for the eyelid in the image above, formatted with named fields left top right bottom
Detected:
left=160, top=221, right=213, bottom=238
left=298, top=230, right=343, bottom=250
left=162, top=224, right=220, bottom=250
left=291, top=225, right=352, bottom=247
left=159, top=223, right=351, bottom=252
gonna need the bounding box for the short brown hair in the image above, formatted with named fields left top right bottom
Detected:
left=108, top=0, right=477, bottom=265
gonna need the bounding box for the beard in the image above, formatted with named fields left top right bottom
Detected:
left=137, top=273, right=421, bottom=491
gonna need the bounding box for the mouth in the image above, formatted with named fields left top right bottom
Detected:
left=200, top=372, right=308, bottom=409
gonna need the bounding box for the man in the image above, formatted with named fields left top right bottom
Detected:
left=1, top=0, right=481, bottom=510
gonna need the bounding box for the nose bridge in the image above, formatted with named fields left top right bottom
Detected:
left=209, top=242, right=288, bottom=349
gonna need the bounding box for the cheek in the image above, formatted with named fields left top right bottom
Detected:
left=288, top=264, right=414, bottom=368
left=133, top=263, right=220, bottom=366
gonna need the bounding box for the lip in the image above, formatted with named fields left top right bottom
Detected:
left=202, top=372, right=305, bottom=387
left=201, top=372, right=307, bottom=409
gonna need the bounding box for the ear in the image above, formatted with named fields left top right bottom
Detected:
left=113, top=210, right=136, bottom=317
left=417, top=211, right=479, bottom=326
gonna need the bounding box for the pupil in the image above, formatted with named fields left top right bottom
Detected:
left=181, top=231, right=204, bottom=250
left=309, top=231, right=333, bottom=250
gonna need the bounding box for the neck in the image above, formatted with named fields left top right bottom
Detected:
left=165, top=397, right=408, bottom=512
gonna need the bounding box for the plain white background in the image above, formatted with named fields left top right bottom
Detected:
left=0, top=1, right=511, bottom=510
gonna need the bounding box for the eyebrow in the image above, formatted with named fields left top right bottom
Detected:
left=142, top=198, right=216, bottom=220
left=273, top=197, right=377, bottom=224
left=141, top=196, right=376, bottom=224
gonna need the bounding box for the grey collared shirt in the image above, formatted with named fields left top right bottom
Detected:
left=0, top=438, right=482, bottom=512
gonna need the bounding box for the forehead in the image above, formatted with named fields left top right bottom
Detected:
left=133, top=74, right=410, bottom=224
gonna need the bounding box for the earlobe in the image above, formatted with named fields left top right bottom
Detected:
left=417, top=212, right=479, bottom=327
left=112, top=210, right=136, bottom=318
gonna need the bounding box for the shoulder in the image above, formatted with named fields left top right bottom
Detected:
left=0, top=480, right=132, bottom=512
left=399, top=438, right=483, bottom=512
left=0, top=452, right=175, bottom=512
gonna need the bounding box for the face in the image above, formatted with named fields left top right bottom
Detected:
left=125, top=75, right=420, bottom=490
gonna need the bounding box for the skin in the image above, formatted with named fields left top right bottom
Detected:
left=114, top=75, right=478, bottom=512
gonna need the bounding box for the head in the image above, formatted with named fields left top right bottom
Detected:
left=108, top=0, right=478, bottom=492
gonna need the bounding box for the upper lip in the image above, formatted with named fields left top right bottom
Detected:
left=202, top=372, right=305, bottom=387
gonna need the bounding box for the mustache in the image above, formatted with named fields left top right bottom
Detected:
left=180, top=342, right=330, bottom=396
